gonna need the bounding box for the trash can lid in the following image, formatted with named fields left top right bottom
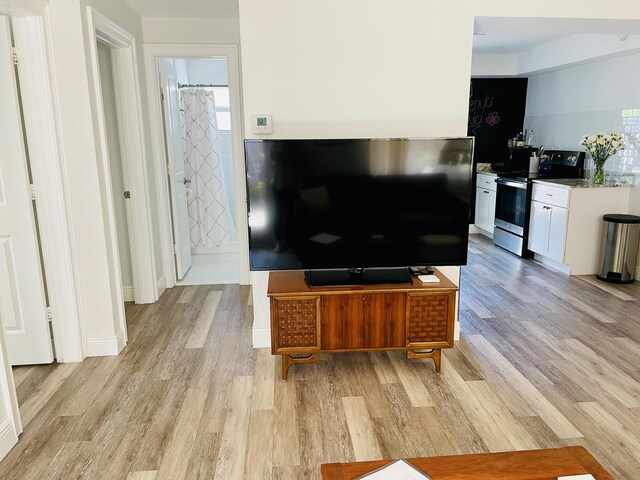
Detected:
left=603, top=213, right=640, bottom=224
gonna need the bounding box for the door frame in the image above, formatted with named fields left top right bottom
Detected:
left=143, top=44, right=250, bottom=289
left=84, top=7, right=157, bottom=307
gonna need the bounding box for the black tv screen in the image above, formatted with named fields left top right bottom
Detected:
left=245, top=137, right=474, bottom=271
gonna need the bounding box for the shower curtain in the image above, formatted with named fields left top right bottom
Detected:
left=180, top=88, right=234, bottom=249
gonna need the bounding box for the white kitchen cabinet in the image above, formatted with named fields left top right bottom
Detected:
left=528, top=200, right=568, bottom=262
left=528, top=201, right=548, bottom=255
left=474, top=173, right=497, bottom=237
left=528, top=180, right=632, bottom=275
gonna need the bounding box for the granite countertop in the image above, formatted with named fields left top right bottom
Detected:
left=476, top=163, right=506, bottom=174
left=533, top=178, right=633, bottom=189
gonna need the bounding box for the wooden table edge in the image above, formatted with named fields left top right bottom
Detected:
left=320, top=446, right=614, bottom=480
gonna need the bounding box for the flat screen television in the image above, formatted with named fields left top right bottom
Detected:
left=245, top=137, right=474, bottom=286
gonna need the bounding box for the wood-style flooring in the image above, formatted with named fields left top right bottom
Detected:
left=2, top=234, right=640, bottom=479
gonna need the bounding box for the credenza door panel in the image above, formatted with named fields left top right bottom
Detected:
left=321, top=293, right=405, bottom=350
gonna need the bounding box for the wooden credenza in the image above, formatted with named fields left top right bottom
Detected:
left=267, top=269, right=458, bottom=380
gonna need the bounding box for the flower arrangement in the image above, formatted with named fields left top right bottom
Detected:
left=579, top=133, right=625, bottom=184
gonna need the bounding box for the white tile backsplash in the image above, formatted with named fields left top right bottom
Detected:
left=525, top=108, right=640, bottom=175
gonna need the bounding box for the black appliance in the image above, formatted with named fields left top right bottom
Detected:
left=244, top=137, right=474, bottom=285
left=493, top=150, right=585, bottom=257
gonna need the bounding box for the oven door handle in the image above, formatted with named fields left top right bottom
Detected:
left=497, top=179, right=528, bottom=189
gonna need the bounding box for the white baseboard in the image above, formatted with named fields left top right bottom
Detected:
left=468, top=225, right=480, bottom=234
left=85, top=328, right=127, bottom=357
left=533, top=254, right=572, bottom=275
left=636, top=265, right=640, bottom=282
left=156, top=275, right=166, bottom=299
left=454, top=321, right=461, bottom=341
left=252, top=327, right=271, bottom=349
left=122, top=286, right=134, bottom=303
left=0, top=418, right=18, bottom=461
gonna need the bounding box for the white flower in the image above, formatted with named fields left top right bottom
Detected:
left=579, top=132, right=625, bottom=161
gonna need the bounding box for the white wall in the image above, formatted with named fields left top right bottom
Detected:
left=524, top=52, right=640, bottom=174
left=85, top=0, right=164, bottom=289
left=97, top=41, right=134, bottom=302
left=238, top=0, right=640, bottom=345
left=47, top=0, right=119, bottom=345
left=472, top=54, right=518, bottom=76
left=142, top=17, right=240, bottom=44
left=46, top=0, right=158, bottom=352
left=518, top=34, right=640, bottom=75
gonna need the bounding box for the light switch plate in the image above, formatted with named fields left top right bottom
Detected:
left=251, top=114, right=272, bottom=134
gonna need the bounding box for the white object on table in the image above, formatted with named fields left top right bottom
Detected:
left=355, top=459, right=431, bottom=480
left=557, top=475, right=596, bottom=480
left=418, top=275, right=440, bottom=283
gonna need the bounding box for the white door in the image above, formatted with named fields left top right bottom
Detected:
left=158, top=60, right=192, bottom=280
left=528, top=201, right=549, bottom=256
left=0, top=17, right=53, bottom=366
left=0, top=312, right=20, bottom=459
left=547, top=205, right=568, bottom=263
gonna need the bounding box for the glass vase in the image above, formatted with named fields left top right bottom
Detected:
left=592, top=161, right=606, bottom=185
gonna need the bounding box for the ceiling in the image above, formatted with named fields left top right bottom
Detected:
left=473, top=17, right=640, bottom=54
left=124, top=0, right=239, bottom=18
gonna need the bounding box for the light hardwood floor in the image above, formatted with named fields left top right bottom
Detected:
left=2, top=235, right=640, bottom=479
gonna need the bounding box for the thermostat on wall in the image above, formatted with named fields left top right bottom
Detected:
left=251, top=114, right=273, bottom=134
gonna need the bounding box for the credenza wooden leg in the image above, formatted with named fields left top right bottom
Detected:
left=281, top=353, right=318, bottom=382
left=407, top=348, right=442, bottom=374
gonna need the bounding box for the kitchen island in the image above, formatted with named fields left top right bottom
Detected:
left=529, top=178, right=632, bottom=274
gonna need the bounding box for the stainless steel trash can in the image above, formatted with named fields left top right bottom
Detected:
left=597, top=214, right=640, bottom=283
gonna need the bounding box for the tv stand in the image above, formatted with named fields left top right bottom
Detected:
left=304, top=267, right=412, bottom=287
left=268, top=269, right=458, bottom=380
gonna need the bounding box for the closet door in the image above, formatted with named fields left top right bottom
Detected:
left=0, top=16, right=53, bottom=365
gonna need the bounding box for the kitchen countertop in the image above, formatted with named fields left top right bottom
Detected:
left=533, top=178, right=633, bottom=189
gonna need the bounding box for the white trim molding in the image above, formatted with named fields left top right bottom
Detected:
left=123, top=286, right=135, bottom=303
left=0, top=0, right=47, bottom=16
left=0, top=418, right=18, bottom=462
left=12, top=14, right=85, bottom=362
left=85, top=7, right=158, bottom=309
left=143, top=44, right=250, bottom=288
left=252, top=328, right=271, bottom=349
left=156, top=274, right=166, bottom=298
left=85, top=328, right=126, bottom=357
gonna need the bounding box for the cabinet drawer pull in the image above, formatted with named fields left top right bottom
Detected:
left=546, top=193, right=553, bottom=196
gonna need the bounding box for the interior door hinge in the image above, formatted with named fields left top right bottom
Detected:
left=167, top=164, right=172, bottom=175
left=161, top=91, right=165, bottom=101
left=30, top=183, right=36, bottom=201
left=173, top=244, right=177, bottom=254
left=12, top=47, right=19, bottom=66
left=46, top=306, right=53, bottom=322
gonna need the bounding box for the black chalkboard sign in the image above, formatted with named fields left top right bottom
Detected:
left=468, top=78, right=528, bottom=167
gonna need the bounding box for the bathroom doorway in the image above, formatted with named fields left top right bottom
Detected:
left=159, top=57, right=240, bottom=285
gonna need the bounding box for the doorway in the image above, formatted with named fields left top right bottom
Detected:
left=159, top=57, right=241, bottom=285
left=96, top=40, right=136, bottom=302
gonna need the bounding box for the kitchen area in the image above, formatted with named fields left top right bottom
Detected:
left=468, top=19, right=640, bottom=283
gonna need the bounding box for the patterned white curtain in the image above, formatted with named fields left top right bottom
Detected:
left=180, top=88, right=233, bottom=248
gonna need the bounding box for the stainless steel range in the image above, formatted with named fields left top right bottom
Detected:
left=493, top=150, right=585, bottom=257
